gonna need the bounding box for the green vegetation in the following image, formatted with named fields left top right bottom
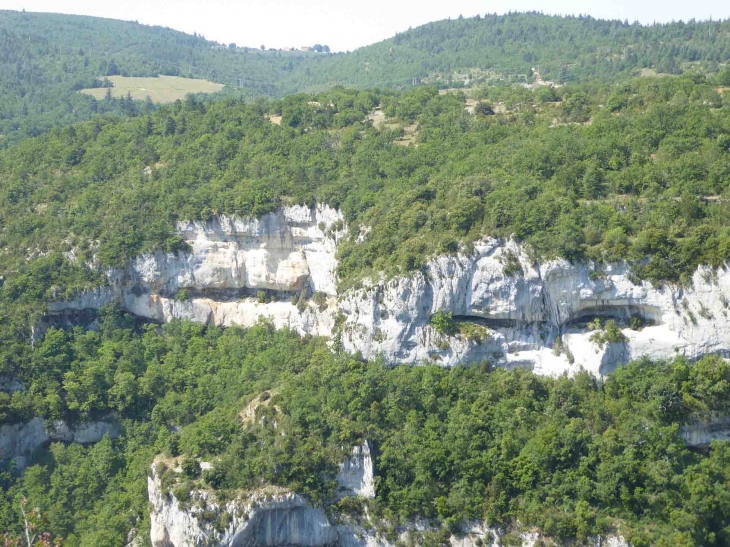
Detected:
left=3, top=11, right=730, bottom=547
left=430, top=310, right=457, bottom=335
left=1, top=311, right=730, bottom=545
left=1, top=72, right=730, bottom=326
left=0, top=9, right=316, bottom=146
left=3, top=10, right=730, bottom=146
left=589, top=319, right=628, bottom=348
left=78, top=75, right=224, bottom=103
left=295, top=13, right=730, bottom=91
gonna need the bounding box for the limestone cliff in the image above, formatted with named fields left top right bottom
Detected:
left=0, top=417, right=121, bottom=469
left=149, top=457, right=345, bottom=547
left=147, top=457, right=629, bottom=547
left=336, top=441, right=375, bottom=499
left=338, top=238, right=730, bottom=376
left=49, top=205, right=730, bottom=377
left=49, top=204, right=345, bottom=337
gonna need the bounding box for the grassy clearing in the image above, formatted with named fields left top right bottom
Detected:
left=79, top=75, right=224, bottom=103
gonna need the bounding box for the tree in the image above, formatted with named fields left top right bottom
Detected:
left=164, top=116, right=177, bottom=136
left=430, top=310, right=456, bottom=335
left=582, top=163, right=605, bottom=199
left=2, top=498, right=60, bottom=547
left=535, top=86, right=557, bottom=103
left=106, top=59, right=119, bottom=76
left=475, top=101, right=495, bottom=115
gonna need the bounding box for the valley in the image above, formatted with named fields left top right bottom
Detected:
left=1, top=7, right=730, bottom=547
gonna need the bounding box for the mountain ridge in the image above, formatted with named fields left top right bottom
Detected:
left=2, top=9, right=730, bottom=145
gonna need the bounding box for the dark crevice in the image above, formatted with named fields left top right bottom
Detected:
left=160, top=286, right=312, bottom=302
left=564, top=304, right=662, bottom=329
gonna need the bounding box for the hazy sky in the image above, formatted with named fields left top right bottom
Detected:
left=4, top=0, right=730, bottom=52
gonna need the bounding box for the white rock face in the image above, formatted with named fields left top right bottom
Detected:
left=338, top=238, right=730, bottom=376
left=148, top=460, right=629, bottom=547
left=0, top=417, right=121, bottom=469
left=680, top=417, right=730, bottom=447
left=148, top=461, right=340, bottom=547
left=140, top=206, right=344, bottom=296
left=50, top=205, right=344, bottom=338
left=336, top=441, right=375, bottom=499
left=50, top=206, right=730, bottom=376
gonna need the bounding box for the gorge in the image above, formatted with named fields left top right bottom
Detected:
left=47, top=204, right=730, bottom=378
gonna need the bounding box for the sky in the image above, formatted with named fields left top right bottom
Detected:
left=3, top=0, right=730, bottom=52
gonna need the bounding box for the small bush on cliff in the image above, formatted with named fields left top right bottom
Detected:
left=589, top=319, right=627, bottom=348
left=181, top=457, right=201, bottom=479
left=501, top=250, right=524, bottom=277
left=313, top=291, right=328, bottom=311
left=172, top=485, right=191, bottom=502
left=430, top=310, right=456, bottom=336
left=457, top=321, right=490, bottom=344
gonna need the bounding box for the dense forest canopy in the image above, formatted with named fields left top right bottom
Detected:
left=3, top=9, right=730, bottom=547
left=0, top=73, right=729, bottom=320
left=294, top=13, right=730, bottom=90
left=2, top=311, right=730, bottom=546
left=0, top=9, right=316, bottom=145
left=2, top=10, right=730, bottom=146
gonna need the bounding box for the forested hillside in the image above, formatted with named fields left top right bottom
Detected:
left=3, top=9, right=730, bottom=547
left=1, top=73, right=729, bottom=316
left=3, top=10, right=730, bottom=146
left=2, top=310, right=730, bottom=546
left=293, top=13, right=730, bottom=90
left=0, top=10, right=314, bottom=146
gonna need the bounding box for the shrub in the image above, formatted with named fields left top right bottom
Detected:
left=475, top=101, right=495, bottom=116
left=295, top=290, right=308, bottom=312
left=458, top=321, right=489, bottom=344
left=313, top=291, right=328, bottom=311
left=502, top=250, right=524, bottom=277
left=430, top=310, right=456, bottom=336
left=629, top=317, right=644, bottom=331
left=172, top=485, right=191, bottom=502
left=590, top=319, right=627, bottom=348
left=181, top=457, right=200, bottom=479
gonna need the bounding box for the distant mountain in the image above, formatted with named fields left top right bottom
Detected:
left=287, top=12, right=730, bottom=91
left=1, top=10, right=730, bottom=146
left=0, top=10, right=314, bottom=145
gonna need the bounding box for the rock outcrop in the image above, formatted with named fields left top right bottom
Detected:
left=149, top=459, right=341, bottom=547
left=680, top=417, right=730, bottom=447
left=0, top=416, right=121, bottom=469
left=148, top=457, right=629, bottom=547
left=335, top=441, right=375, bottom=499
left=49, top=205, right=730, bottom=377
left=48, top=204, right=344, bottom=338
left=337, top=238, right=730, bottom=376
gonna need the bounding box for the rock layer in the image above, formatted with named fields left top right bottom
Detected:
left=50, top=205, right=730, bottom=376
left=149, top=460, right=340, bottom=547
left=680, top=417, right=730, bottom=447
left=148, top=460, right=629, bottom=547
left=0, top=417, right=121, bottom=469
left=338, top=238, right=730, bottom=376
left=336, top=441, right=375, bottom=499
